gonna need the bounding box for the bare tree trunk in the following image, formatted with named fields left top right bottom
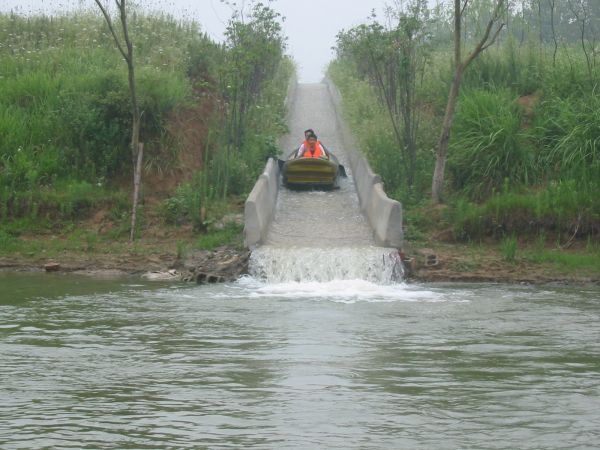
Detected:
left=432, top=67, right=463, bottom=204
left=431, top=0, right=505, bottom=204
left=130, top=143, right=143, bottom=241
left=569, top=0, right=594, bottom=88
left=537, top=0, right=543, bottom=58
left=95, top=0, right=143, bottom=242
left=549, top=0, right=558, bottom=66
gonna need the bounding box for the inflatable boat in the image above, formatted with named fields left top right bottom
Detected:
left=279, top=152, right=346, bottom=190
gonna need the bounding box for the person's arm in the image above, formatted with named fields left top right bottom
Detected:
left=288, top=146, right=300, bottom=159
left=297, top=143, right=306, bottom=158
left=319, top=143, right=329, bottom=159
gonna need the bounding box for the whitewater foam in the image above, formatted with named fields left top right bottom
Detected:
left=249, top=246, right=404, bottom=284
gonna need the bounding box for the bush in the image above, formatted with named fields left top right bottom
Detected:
left=448, top=181, right=600, bottom=240
left=534, top=95, right=600, bottom=183
left=195, top=223, right=243, bottom=250
left=500, top=235, right=518, bottom=263
left=448, top=88, right=533, bottom=199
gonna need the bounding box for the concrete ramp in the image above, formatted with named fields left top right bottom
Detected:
left=244, top=81, right=403, bottom=253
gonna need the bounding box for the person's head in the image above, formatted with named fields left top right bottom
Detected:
left=304, top=129, right=314, bottom=139
left=307, top=133, right=317, bottom=144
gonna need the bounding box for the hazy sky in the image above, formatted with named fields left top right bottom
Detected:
left=0, top=0, right=396, bottom=82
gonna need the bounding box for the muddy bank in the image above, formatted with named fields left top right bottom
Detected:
left=404, top=244, right=600, bottom=286
left=1, top=241, right=598, bottom=286
left=0, top=246, right=250, bottom=283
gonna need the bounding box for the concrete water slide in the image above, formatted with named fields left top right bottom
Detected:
left=244, top=79, right=403, bottom=250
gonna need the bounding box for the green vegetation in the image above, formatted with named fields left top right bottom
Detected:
left=0, top=5, right=291, bottom=252
left=195, top=223, right=244, bottom=251
left=499, top=235, right=518, bottom=263
left=329, top=0, right=600, bottom=265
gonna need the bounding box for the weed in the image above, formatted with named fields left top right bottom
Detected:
left=500, top=235, right=518, bottom=263
left=176, top=240, right=187, bottom=260
left=194, top=223, right=243, bottom=250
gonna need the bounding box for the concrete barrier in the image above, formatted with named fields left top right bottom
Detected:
left=244, top=158, right=279, bottom=248
left=244, top=74, right=297, bottom=248
left=324, top=77, right=404, bottom=248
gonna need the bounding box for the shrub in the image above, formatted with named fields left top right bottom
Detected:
left=500, top=235, right=518, bottom=263
left=448, top=88, right=533, bottom=199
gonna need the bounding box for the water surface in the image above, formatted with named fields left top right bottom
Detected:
left=1, top=273, right=599, bottom=449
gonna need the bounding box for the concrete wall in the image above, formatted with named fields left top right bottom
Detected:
left=244, top=73, right=297, bottom=249
left=324, top=78, right=404, bottom=249
left=244, top=158, right=279, bottom=248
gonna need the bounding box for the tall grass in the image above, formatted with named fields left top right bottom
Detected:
left=448, top=88, right=532, bottom=199
left=448, top=180, right=600, bottom=240
left=534, top=95, right=600, bottom=184
left=330, top=35, right=600, bottom=242
left=0, top=12, right=218, bottom=224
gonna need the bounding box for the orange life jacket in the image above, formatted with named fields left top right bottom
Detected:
left=302, top=140, right=323, bottom=158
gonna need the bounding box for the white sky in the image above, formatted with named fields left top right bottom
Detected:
left=0, top=0, right=399, bottom=82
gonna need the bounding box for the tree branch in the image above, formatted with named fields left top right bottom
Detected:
left=93, top=0, right=128, bottom=60
left=463, top=0, right=504, bottom=68
left=117, top=0, right=134, bottom=62
left=460, top=0, right=469, bottom=17
left=480, top=22, right=505, bottom=52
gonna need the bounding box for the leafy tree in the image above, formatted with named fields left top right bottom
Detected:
left=335, top=0, right=431, bottom=190
left=221, top=1, right=286, bottom=150
left=431, top=0, right=505, bottom=204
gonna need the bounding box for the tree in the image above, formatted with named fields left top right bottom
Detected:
left=568, top=0, right=598, bottom=89
left=431, top=0, right=505, bottom=204
left=334, top=0, right=431, bottom=190
left=94, top=0, right=143, bottom=242
left=222, top=2, right=285, bottom=151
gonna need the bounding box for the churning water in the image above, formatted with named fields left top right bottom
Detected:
left=249, top=246, right=403, bottom=284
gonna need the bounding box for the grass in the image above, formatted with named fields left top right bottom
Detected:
left=499, top=235, right=518, bottom=263
left=523, top=247, right=600, bottom=274
left=447, top=181, right=600, bottom=240
left=0, top=11, right=217, bottom=224
left=194, top=223, right=244, bottom=251
left=329, top=39, right=600, bottom=246
left=1, top=9, right=290, bottom=244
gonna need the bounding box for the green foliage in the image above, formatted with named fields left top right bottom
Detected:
left=0, top=180, right=124, bottom=225
left=448, top=88, right=533, bottom=198
left=161, top=177, right=204, bottom=230
left=524, top=247, right=600, bottom=273
left=461, top=38, right=543, bottom=95
left=195, top=223, right=243, bottom=250
left=0, top=7, right=290, bottom=239
left=534, top=95, right=600, bottom=183
left=328, top=60, right=436, bottom=204
left=0, top=11, right=216, bottom=221
left=334, top=1, right=432, bottom=190
left=499, top=235, right=518, bottom=263
left=330, top=2, right=600, bottom=244
left=448, top=181, right=600, bottom=240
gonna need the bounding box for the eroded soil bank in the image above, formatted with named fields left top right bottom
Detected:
left=0, top=243, right=250, bottom=284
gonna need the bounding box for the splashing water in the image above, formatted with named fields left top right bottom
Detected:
left=249, top=246, right=403, bottom=284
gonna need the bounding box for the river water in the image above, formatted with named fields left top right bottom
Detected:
left=1, top=272, right=599, bottom=449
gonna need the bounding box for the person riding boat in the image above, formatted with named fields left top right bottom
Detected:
left=296, top=132, right=329, bottom=159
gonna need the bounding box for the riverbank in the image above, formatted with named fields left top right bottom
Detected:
left=1, top=230, right=599, bottom=285
left=406, top=241, right=600, bottom=285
